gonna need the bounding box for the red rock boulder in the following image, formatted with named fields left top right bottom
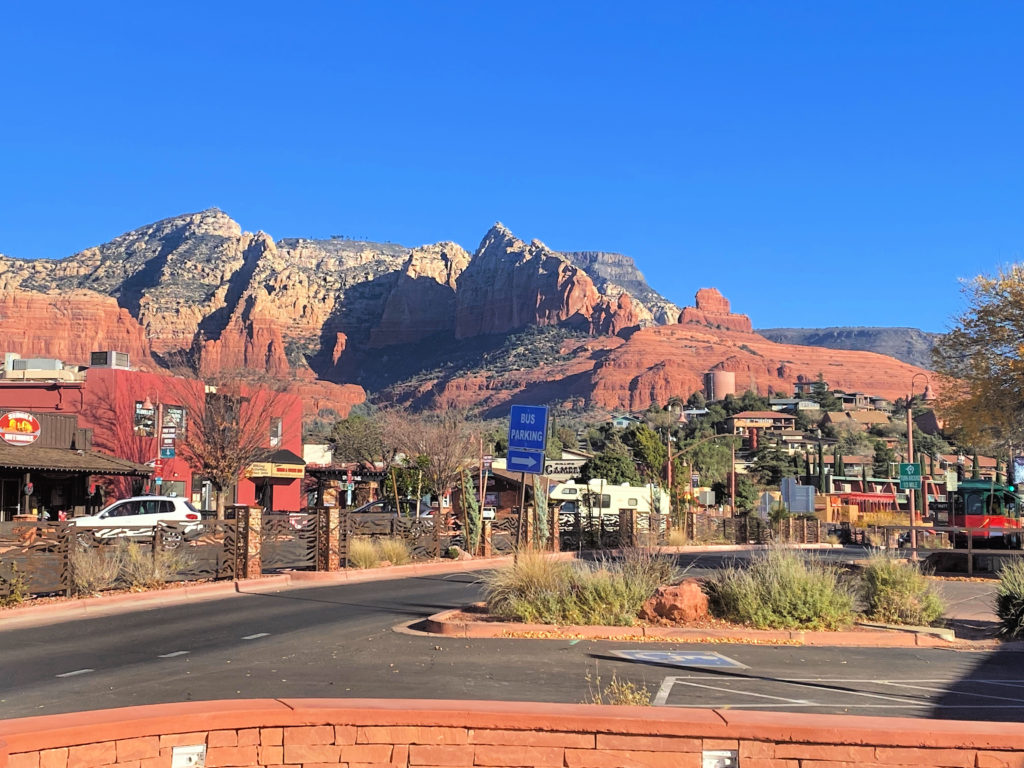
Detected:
left=640, top=580, right=709, bottom=623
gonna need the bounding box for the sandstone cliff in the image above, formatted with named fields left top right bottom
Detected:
left=0, top=209, right=931, bottom=418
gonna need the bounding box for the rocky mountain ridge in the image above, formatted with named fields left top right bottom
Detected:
left=0, top=209, right=932, bottom=417
left=756, top=327, right=939, bottom=369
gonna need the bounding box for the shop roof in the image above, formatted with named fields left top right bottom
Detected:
left=264, top=448, right=306, bottom=465
left=0, top=444, right=151, bottom=475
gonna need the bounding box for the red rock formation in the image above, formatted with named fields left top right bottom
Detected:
left=454, top=225, right=642, bottom=339
left=0, top=291, right=155, bottom=368
left=198, top=312, right=290, bottom=380
left=678, top=288, right=753, bottom=333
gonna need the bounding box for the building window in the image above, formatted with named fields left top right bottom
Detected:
left=270, top=417, right=282, bottom=448
left=163, top=404, right=187, bottom=437
left=134, top=402, right=155, bottom=437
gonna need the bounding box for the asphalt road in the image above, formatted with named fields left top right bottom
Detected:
left=1, top=554, right=1021, bottom=722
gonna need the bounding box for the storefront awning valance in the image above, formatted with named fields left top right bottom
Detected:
left=0, top=444, right=152, bottom=476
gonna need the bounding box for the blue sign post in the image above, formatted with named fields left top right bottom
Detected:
left=507, top=405, right=548, bottom=475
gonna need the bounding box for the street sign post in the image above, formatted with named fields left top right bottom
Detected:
left=507, top=405, right=548, bottom=476
left=899, top=462, right=922, bottom=490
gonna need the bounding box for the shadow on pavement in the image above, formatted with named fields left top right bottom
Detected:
left=930, top=640, right=1024, bottom=721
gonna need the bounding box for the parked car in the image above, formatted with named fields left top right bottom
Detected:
left=71, top=496, right=204, bottom=544
left=350, top=499, right=433, bottom=518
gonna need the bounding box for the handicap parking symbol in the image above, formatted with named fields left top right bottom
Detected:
left=611, top=650, right=748, bottom=669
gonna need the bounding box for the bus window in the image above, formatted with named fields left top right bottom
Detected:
left=966, top=493, right=984, bottom=516
left=1006, top=495, right=1019, bottom=519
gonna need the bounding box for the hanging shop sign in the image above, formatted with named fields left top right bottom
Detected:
left=0, top=411, right=41, bottom=446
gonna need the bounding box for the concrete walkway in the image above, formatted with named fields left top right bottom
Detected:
left=933, top=578, right=998, bottom=622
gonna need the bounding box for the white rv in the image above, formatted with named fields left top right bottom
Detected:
left=549, top=479, right=669, bottom=516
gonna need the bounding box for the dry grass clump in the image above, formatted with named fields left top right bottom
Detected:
left=348, top=536, right=412, bottom=568
left=482, top=548, right=677, bottom=626
left=69, top=544, right=123, bottom=595
left=348, top=536, right=379, bottom=569
left=375, top=537, right=412, bottom=566
left=860, top=551, right=944, bottom=626
left=703, top=547, right=855, bottom=630
left=116, top=540, right=194, bottom=589
left=584, top=669, right=651, bottom=706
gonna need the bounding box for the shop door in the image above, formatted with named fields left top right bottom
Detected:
left=1, top=478, right=20, bottom=521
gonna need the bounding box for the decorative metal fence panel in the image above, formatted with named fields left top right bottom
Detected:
left=489, top=517, right=517, bottom=554
left=348, top=514, right=443, bottom=560
left=159, top=520, right=241, bottom=581
left=636, top=512, right=669, bottom=547
left=0, top=520, right=66, bottom=596
left=261, top=513, right=318, bottom=571
left=0, top=519, right=243, bottom=597
left=557, top=512, right=624, bottom=551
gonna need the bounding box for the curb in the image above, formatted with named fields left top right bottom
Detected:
left=0, top=553, right=578, bottom=630
left=420, top=605, right=1008, bottom=649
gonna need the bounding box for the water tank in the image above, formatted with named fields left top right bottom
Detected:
left=703, top=371, right=736, bottom=401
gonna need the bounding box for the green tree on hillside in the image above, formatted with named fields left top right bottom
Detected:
left=579, top=437, right=641, bottom=485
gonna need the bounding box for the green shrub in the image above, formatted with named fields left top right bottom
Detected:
left=482, top=548, right=675, bottom=626
left=860, top=551, right=944, bottom=626
left=69, top=543, right=123, bottom=596
left=116, top=540, right=194, bottom=589
left=0, top=563, right=29, bottom=607
left=376, top=537, right=411, bottom=566
left=703, top=548, right=855, bottom=630
left=348, top=536, right=379, bottom=569
left=995, top=559, right=1024, bottom=639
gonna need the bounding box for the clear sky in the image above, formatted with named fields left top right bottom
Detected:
left=1, top=2, right=1021, bottom=332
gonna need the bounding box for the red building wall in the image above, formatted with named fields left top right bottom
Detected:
left=0, top=368, right=305, bottom=511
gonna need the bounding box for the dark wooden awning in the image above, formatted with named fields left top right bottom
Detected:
left=0, top=444, right=151, bottom=476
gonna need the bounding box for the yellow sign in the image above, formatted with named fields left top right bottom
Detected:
left=246, top=462, right=304, bottom=479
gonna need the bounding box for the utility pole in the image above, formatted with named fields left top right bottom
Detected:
left=730, top=440, right=737, bottom=514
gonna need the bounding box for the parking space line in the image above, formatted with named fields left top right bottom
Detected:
left=674, top=680, right=814, bottom=705
left=879, top=681, right=1024, bottom=705
left=651, top=676, right=1024, bottom=710
left=241, top=633, right=269, bottom=640
left=158, top=651, right=189, bottom=658
left=55, top=669, right=94, bottom=678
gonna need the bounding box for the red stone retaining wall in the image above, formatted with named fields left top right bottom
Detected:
left=1, top=699, right=1022, bottom=768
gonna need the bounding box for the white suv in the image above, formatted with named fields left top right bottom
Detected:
left=72, top=496, right=204, bottom=543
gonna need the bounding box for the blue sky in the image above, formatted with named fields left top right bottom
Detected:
left=1, top=2, right=1021, bottom=332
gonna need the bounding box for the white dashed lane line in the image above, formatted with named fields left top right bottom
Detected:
left=158, top=651, right=190, bottom=658
left=241, top=633, right=270, bottom=640
left=55, top=669, right=94, bottom=678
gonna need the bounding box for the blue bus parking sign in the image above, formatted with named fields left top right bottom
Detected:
left=508, top=405, right=548, bottom=452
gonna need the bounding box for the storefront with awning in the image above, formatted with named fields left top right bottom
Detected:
left=0, top=410, right=151, bottom=521
left=240, top=448, right=307, bottom=512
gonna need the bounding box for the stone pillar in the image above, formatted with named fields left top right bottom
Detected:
left=550, top=508, right=560, bottom=552
left=240, top=506, right=262, bottom=580
left=481, top=520, right=493, bottom=557
left=317, top=508, right=342, bottom=571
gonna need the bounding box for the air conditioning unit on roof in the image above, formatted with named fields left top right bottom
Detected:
left=90, top=351, right=131, bottom=370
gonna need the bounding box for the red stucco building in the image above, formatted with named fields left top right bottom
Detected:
left=0, top=353, right=305, bottom=512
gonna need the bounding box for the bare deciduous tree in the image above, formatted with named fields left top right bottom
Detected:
left=392, top=410, right=479, bottom=512
left=168, top=373, right=287, bottom=518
